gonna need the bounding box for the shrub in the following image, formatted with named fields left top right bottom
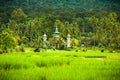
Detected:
left=0, top=29, right=16, bottom=53
left=0, top=49, right=2, bottom=54
left=64, top=47, right=72, bottom=51
left=70, top=38, right=79, bottom=47
left=15, top=45, right=25, bottom=52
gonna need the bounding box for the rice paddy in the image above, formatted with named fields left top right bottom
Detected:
left=0, top=50, right=120, bottom=80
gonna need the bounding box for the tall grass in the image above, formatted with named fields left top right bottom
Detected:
left=0, top=50, right=120, bottom=80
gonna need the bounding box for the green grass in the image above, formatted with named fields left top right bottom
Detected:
left=0, top=50, right=120, bottom=80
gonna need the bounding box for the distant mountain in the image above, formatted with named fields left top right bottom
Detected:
left=0, top=0, right=120, bottom=12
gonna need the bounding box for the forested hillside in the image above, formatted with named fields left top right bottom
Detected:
left=0, top=0, right=120, bottom=23
left=1, top=0, right=120, bottom=11
left=0, top=0, right=120, bottom=52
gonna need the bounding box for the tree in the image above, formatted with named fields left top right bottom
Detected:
left=0, top=29, right=17, bottom=53
left=87, top=12, right=120, bottom=50
left=70, top=38, right=79, bottom=47
left=108, top=12, right=118, bottom=21
left=49, top=37, right=65, bottom=49
left=11, top=8, right=27, bottom=22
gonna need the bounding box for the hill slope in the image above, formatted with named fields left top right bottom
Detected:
left=0, top=0, right=120, bottom=13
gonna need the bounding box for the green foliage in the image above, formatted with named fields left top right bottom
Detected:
left=11, top=8, right=27, bottom=22
left=0, top=29, right=17, bottom=53
left=15, top=45, right=25, bottom=52
left=0, top=51, right=120, bottom=80
left=87, top=12, right=120, bottom=49
left=1, top=0, right=120, bottom=12
left=0, top=0, right=120, bottom=51
left=49, top=37, right=65, bottom=49
left=108, top=12, right=118, bottom=21
left=70, top=38, right=79, bottom=47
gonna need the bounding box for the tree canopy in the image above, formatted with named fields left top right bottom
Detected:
left=0, top=0, right=120, bottom=52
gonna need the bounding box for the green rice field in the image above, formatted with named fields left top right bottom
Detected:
left=0, top=50, right=120, bottom=80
